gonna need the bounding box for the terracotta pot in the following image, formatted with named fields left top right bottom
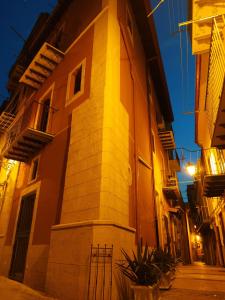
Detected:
left=132, top=283, right=160, bottom=300
left=159, top=271, right=172, bottom=290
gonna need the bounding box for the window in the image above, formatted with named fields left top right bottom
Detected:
left=66, top=59, right=86, bottom=106
left=38, top=98, right=50, bottom=132
left=73, top=66, right=82, bottom=94
left=35, top=84, right=54, bottom=133
left=29, top=158, right=39, bottom=182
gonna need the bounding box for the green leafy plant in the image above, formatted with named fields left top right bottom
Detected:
left=117, top=242, right=161, bottom=286
left=153, top=247, right=174, bottom=273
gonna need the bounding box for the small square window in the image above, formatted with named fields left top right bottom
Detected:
left=30, top=158, right=39, bottom=182
left=66, top=59, right=86, bottom=106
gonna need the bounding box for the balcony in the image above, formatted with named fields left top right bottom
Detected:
left=190, top=1, right=225, bottom=54
left=205, top=17, right=225, bottom=148
left=158, top=130, right=175, bottom=150
left=0, top=112, right=15, bottom=133
left=196, top=205, right=211, bottom=232
left=163, top=175, right=180, bottom=201
left=203, top=173, right=225, bottom=197
left=168, top=149, right=180, bottom=172
left=202, top=148, right=225, bottom=197
left=19, top=42, right=64, bottom=89
left=2, top=101, right=55, bottom=162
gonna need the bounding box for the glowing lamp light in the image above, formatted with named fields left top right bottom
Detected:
left=196, top=234, right=201, bottom=242
left=186, top=162, right=197, bottom=176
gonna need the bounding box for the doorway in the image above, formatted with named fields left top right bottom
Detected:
left=9, top=193, right=36, bottom=282
left=38, top=98, right=50, bottom=132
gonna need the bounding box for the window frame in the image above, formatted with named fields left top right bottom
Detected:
left=66, top=58, right=86, bottom=106
left=34, top=83, right=54, bottom=133
left=29, top=156, right=40, bottom=183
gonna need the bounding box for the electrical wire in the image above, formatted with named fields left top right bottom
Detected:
left=179, top=29, right=185, bottom=114
left=185, top=25, right=189, bottom=113
left=147, top=0, right=165, bottom=18
left=167, top=0, right=172, bottom=34
left=171, top=0, right=176, bottom=34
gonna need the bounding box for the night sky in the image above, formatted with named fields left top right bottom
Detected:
left=0, top=0, right=57, bottom=99
left=0, top=0, right=197, bottom=201
left=151, top=0, right=199, bottom=200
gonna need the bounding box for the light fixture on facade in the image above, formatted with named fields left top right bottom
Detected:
left=186, top=162, right=197, bottom=176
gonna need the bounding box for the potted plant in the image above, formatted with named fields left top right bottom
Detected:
left=117, top=241, right=161, bottom=300
left=153, top=247, right=174, bottom=290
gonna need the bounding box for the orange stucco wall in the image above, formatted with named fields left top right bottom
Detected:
left=5, top=25, right=95, bottom=246
left=119, top=0, right=156, bottom=246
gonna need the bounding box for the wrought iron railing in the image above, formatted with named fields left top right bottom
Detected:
left=202, top=148, right=225, bottom=175
left=162, top=170, right=179, bottom=188
left=2, top=100, right=56, bottom=153
left=205, top=15, right=225, bottom=138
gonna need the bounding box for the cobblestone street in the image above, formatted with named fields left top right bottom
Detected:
left=161, top=263, right=225, bottom=300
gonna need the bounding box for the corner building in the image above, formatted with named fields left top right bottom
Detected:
left=0, top=0, right=183, bottom=299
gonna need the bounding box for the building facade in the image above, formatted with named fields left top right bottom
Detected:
left=188, top=0, right=225, bottom=266
left=0, top=0, right=183, bottom=298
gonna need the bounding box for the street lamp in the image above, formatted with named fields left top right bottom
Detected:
left=186, top=162, right=197, bottom=176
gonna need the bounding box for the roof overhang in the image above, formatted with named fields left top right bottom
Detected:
left=129, top=0, right=174, bottom=123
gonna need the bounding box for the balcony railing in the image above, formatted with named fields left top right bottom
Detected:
left=162, top=174, right=180, bottom=201
left=168, top=149, right=180, bottom=172
left=0, top=112, right=15, bottom=133
left=2, top=100, right=55, bottom=162
left=206, top=16, right=225, bottom=148
left=202, top=148, right=225, bottom=197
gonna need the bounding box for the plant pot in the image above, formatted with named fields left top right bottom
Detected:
left=159, top=271, right=172, bottom=290
left=132, top=283, right=160, bottom=300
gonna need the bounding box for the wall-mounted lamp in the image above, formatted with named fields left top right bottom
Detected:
left=186, top=162, right=197, bottom=176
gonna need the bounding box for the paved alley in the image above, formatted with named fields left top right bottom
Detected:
left=161, top=263, right=225, bottom=300
left=0, top=276, right=58, bottom=300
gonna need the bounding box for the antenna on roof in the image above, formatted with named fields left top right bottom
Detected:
left=147, top=0, right=165, bottom=18
left=9, top=26, right=26, bottom=43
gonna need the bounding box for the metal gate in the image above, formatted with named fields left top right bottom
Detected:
left=87, top=244, right=113, bottom=300
left=9, top=193, right=36, bottom=282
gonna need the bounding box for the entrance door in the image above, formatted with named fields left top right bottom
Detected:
left=9, top=193, right=36, bottom=282
left=38, top=98, right=50, bottom=132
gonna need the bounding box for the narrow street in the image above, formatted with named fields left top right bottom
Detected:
left=0, top=263, right=224, bottom=299
left=0, top=276, right=57, bottom=300
left=161, top=263, right=225, bottom=300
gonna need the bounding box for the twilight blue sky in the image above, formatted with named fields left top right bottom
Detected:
left=0, top=0, right=57, bottom=100
left=151, top=0, right=199, bottom=200
left=0, top=0, right=197, bottom=200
